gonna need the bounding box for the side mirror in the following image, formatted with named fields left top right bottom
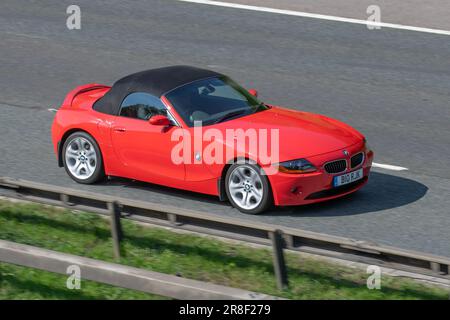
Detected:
left=248, top=89, right=258, bottom=97
left=149, top=114, right=171, bottom=126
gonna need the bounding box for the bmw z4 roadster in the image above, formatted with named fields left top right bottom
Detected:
left=51, top=65, right=374, bottom=214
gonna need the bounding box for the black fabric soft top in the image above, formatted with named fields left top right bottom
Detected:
left=93, top=65, right=223, bottom=115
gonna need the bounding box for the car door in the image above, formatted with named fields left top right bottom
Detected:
left=110, top=92, right=185, bottom=183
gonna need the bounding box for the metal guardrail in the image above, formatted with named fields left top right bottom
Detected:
left=0, top=239, right=280, bottom=300
left=0, top=176, right=449, bottom=290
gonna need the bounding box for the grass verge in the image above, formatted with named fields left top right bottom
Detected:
left=0, top=200, right=448, bottom=300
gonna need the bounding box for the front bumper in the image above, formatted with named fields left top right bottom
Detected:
left=268, top=143, right=373, bottom=206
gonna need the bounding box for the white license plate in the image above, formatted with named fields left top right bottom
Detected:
left=333, top=168, right=363, bottom=187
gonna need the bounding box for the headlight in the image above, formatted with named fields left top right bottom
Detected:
left=276, top=158, right=317, bottom=174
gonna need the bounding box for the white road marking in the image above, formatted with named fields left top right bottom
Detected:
left=47, top=108, right=58, bottom=113
left=3, top=31, right=48, bottom=40
left=178, top=0, right=450, bottom=36
left=372, top=162, right=408, bottom=171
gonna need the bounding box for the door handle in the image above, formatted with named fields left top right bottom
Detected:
left=113, top=127, right=126, bottom=132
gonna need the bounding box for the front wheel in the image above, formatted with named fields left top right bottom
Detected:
left=225, top=162, right=273, bottom=214
left=62, top=131, right=105, bottom=184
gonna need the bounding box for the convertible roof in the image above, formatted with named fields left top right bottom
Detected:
left=93, top=65, right=223, bottom=115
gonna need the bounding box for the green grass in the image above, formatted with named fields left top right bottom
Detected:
left=0, top=262, right=165, bottom=300
left=0, top=200, right=448, bottom=300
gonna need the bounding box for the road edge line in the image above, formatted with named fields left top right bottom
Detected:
left=178, top=0, right=450, bottom=36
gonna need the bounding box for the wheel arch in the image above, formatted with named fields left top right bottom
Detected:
left=218, top=156, right=274, bottom=202
left=58, top=128, right=100, bottom=167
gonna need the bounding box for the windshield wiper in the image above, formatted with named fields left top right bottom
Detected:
left=254, top=102, right=268, bottom=113
left=212, top=110, right=247, bottom=124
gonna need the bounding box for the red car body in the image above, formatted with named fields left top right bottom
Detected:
left=52, top=70, right=373, bottom=208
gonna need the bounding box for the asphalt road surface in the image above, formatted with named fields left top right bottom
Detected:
left=0, top=0, right=449, bottom=257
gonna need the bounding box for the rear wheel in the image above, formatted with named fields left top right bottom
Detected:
left=62, top=132, right=105, bottom=184
left=225, top=162, right=272, bottom=214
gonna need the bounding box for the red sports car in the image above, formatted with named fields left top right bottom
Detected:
left=51, top=65, right=373, bottom=214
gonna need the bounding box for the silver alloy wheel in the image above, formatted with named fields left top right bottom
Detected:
left=65, top=137, right=97, bottom=180
left=228, top=165, right=264, bottom=210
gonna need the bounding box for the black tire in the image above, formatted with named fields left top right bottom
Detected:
left=62, top=131, right=105, bottom=184
left=225, top=161, right=273, bottom=214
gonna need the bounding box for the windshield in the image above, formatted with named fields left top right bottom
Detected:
left=165, top=76, right=268, bottom=127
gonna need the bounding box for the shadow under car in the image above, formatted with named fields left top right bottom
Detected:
left=100, top=171, right=428, bottom=217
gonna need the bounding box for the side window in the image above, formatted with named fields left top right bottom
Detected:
left=119, top=92, right=167, bottom=120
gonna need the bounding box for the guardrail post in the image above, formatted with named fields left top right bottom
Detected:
left=107, top=201, right=123, bottom=260
left=269, top=229, right=288, bottom=290
left=60, top=194, right=73, bottom=206
left=283, top=234, right=294, bottom=248
left=430, top=262, right=445, bottom=275
left=167, top=213, right=181, bottom=226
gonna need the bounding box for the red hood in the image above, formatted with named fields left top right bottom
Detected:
left=215, top=106, right=364, bottom=161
